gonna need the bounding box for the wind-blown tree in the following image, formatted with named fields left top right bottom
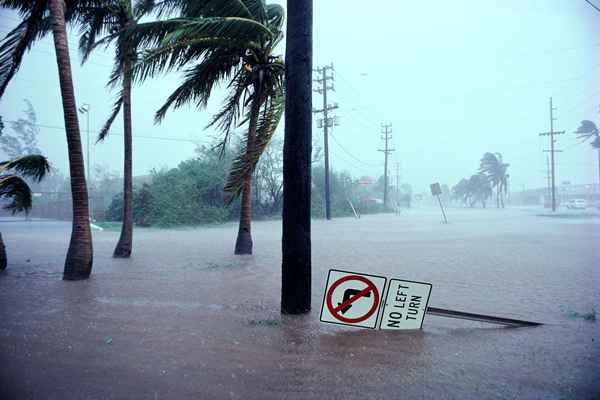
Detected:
left=575, top=120, right=600, bottom=188
left=76, top=0, right=143, bottom=258
left=134, top=0, right=285, bottom=255
left=479, top=152, right=509, bottom=208
left=0, top=0, right=93, bottom=279
left=0, top=155, right=50, bottom=270
left=467, top=173, right=492, bottom=208
left=451, top=178, right=470, bottom=206
left=281, top=0, right=312, bottom=314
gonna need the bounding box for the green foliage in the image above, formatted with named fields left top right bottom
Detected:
left=105, top=146, right=233, bottom=227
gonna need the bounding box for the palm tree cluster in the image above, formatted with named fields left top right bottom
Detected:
left=451, top=174, right=492, bottom=208
left=452, top=152, right=510, bottom=209
left=0, top=0, right=288, bottom=276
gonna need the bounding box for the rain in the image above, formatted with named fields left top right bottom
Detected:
left=0, top=1, right=599, bottom=399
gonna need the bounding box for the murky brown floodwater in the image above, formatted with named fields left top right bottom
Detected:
left=1, top=208, right=598, bottom=399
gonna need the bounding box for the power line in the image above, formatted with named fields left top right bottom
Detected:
left=329, top=132, right=382, bottom=168
left=584, top=0, right=600, bottom=13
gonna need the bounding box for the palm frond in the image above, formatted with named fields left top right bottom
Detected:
left=154, top=51, right=243, bottom=122
left=0, top=154, right=50, bottom=182
left=97, top=89, right=124, bottom=142
left=575, top=120, right=599, bottom=141
left=0, top=0, right=48, bottom=97
left=243, top=0, right=267, bottom=23
left=161, top=17, right=273, bottom=46
left=223, top=86, right=283, bottom=200
left=0, top=175, right=32, bottom=214
left=206, top=68, right=251, bottom=151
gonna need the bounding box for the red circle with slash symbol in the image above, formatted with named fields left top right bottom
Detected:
left=326, top=274, right=380, bottom=323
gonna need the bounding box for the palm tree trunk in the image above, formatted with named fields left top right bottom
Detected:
left=0, top=233, right=6, bottom=271
left=113, top=58, right=134, bottom=258
left=281, top=0, right=313, bottom=314
left=49, top=0, right=93, bottom=280
left=234, top=96, right=261, bottom=255
left=496, top=186, right=500, bottom=208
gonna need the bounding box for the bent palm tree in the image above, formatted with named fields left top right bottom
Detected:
left=0, top=0, right=93, bottom=279
left=0, top=155, right=50, bottom=270
left=76, top=0, right=142, bottom=258
left=134, top=0, right=285, bottom=255
left=480, top=152, right=509, bottom=208
left=575, top=120, right=600, bottom=188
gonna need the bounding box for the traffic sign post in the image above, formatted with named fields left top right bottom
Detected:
left=320, top=269, right=542, bottom=330
left=380, top=279, right=432, bottom=330
left=430, top=182, right=448, bottom=224
left=320, top=269, right=387, bottom=329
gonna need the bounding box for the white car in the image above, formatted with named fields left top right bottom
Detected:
left=565, top=199, right=587, bottom=210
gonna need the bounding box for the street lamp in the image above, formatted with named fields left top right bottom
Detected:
left=78, top=103, right=92, bottom=220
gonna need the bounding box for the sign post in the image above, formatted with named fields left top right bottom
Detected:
left=430, top=182, right=448, bottom=224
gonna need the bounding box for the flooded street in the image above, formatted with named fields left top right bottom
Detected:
left=1, top=208, right=599, bottom=399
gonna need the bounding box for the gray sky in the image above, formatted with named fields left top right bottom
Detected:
left=0, top=0, right=599, bottom=194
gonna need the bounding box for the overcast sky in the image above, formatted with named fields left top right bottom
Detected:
left=0, top=0, right=599, bottom=194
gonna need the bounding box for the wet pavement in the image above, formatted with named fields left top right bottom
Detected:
left=0, top=208, right=599, bottom=399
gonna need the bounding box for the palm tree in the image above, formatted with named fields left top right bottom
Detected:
left=480, top=152, right=509, bottom=208
left=134, top=0, right=285, bottom=255
left=76, top=0, right=142, bottom=258
left=575, top=120, right=600, bottom=189
left=0, top=0, right=94, bottom=279
left=0, top=155, right=50, bottom=270
left=281, top=0, right=312, bottom=314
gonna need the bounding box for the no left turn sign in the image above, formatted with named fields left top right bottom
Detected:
left=320, top=269, right=387, bottom=329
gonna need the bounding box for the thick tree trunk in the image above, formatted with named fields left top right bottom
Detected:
left=281, top=0, right=312, bottom=314
left=234, top=96, right=261, bottom=255
left=0, top=233, right=6, bottom=271
left=49, top=0, right=93, bottom=280
left=113, top=58, right=134, bottom=258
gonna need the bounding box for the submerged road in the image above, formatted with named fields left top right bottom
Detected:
left=0, top=208, right=598, bottom=399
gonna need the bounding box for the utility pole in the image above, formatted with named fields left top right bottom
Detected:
left=395, top=162, right=400, bottom=213
left=539, top=97, right=565, bottom=212
left=378, top=123, right=394, bottom=208
left=313, top=63, right=338, bottom=220
left=546, top=155, right=551, bottom=200
left=78, top=103, right=92, bottom=220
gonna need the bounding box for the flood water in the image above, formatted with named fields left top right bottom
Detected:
left=1, top=208, right=599, bottom=399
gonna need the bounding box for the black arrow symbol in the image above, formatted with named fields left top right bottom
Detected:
left=338, top=288, right=371, bottom=314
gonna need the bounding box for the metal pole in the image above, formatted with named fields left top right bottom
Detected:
left=427, top=306, right=542, bottom=327
left=437, top=194, right=448, bottom=224
left=550, top=98, right=556, bottom=212
left=322, top=68, right=331, bottom=220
